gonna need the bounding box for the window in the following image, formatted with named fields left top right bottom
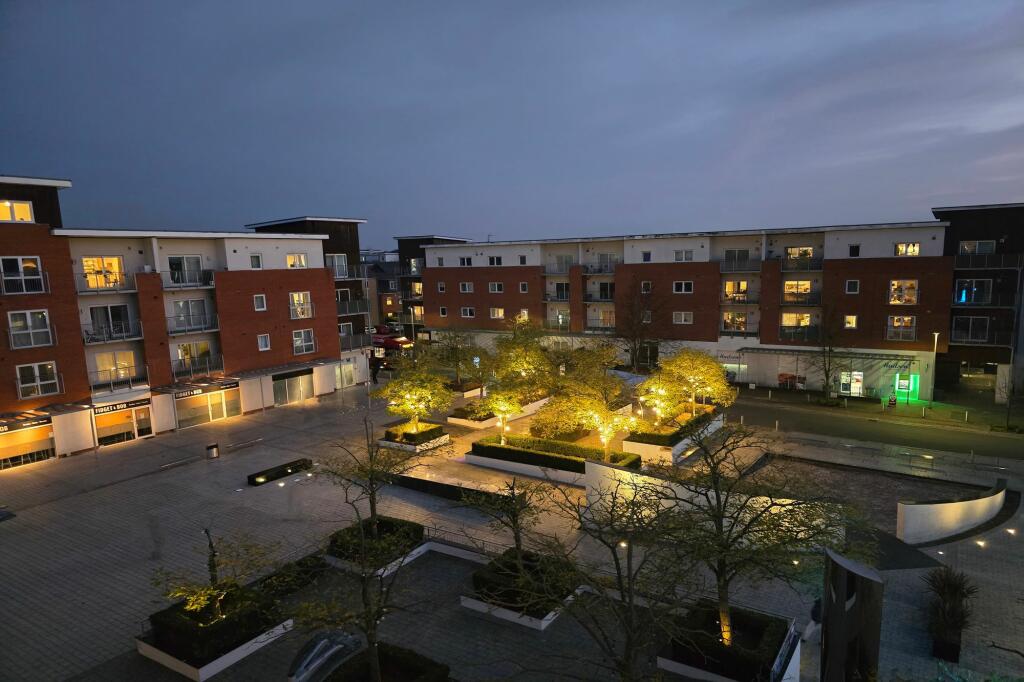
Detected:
left=640, top=281, right=652, bottom=293
left=519, top=255, right=527, bottom=265
left=286, top=253, right=307, bottom=269
left=411, top=281, right=423, bottom=296
left=519, top=308, right=529, bottom=320
left=490, top=307, right=505, bottom=319
left=723, top=280, right=748, bottom=300
left=673, top=311, right=693, bottom=325
left=171, top=299, right=208, bottom=331
left=175, top=342, right=210, bottom=368
left=292, top=329, right=315, bottom=354
left=889, top=315, right=915, bottom=327
left=489, top=282, right=504, bottom=293
left=257, top=334, right=271, bottom=351
left=460, top=307, right=475, bottom=318
left=886, top=315, right=916, bottom=340
left=952, top=316, right=989, bottom=342
left=387, top=280, right=397, bottom=291
left=848, top=244, right=860, bottom=258
left=8, top=310, right=52, bottom=348
left=641, top=251, right=652, bottom=263
left=384, top=297, right=393, bottom=306
left=439, top=306, right=447, bottom=317
left=436, top=257, right=444, bottom=267
left=437, top=281, right=446, bottom=293
left=519, top=282, right=528, bottom=293
left=959, top=240, right=996, bottom=255
left=889, top=279, right=919, bottom=305
left=673, top=250, right=694, bottom=262
left=167, top=255, right=204, bottom=286
left=489, top=256, right=503, bottom=266
left=894, top=242, right=920, bottom=257
left=16, top=361, right=59, bottom=399
left=81, top=256, right=125, bottom=290
left=1, top=256, right=44, bottom=294
left=339, top=322, right=354, bottom=336
left=598, top=282, right=615, bottom=300
left=672, top=281, right=694, bottom=294
left=722, top=312, right=747, bottom=331
left=843, top=315, right=858, bottom=329
left=459, top=257, right=472, bottom=267
left=250, top=253, right=263, bottom=269
left=845, top=280, right=859, bottom=294
left=641, top=310, right=652, bottom=323
left=253, top=294, right=267, bottom=311
left=783, top=280, right=812, bottom=301
left=459, top=282, right=473, bottom=293
left=554, top=282, right=570, bottom=300
left=785, top=246, right=814, bottom=259
left=0, top=199, right=33, bottom=223
left=289, top=291, right=313, bottom=319
left=781, top=312, right=811, bottom=327
left=724, top=249, right=749, bottom=264
left=954, top=279, right=992, bottom=305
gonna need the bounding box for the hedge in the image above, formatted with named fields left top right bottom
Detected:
left=471, top=435, right=641, bottom=473
left=327, top=642, right=450, bottom=682
left=450, top=405, right=495, bottom=421
left=666, top=602, right=788, bottom=681
left=624, top=429, right=682, bottom=447
left=392, top=474, right=505, bottom=507
left=528, top=426, right=589, bottom=442
left=327, top=516, right=425, bottom=566
left=472, top=548, right=577, bottom=618
left=383, top=423, right=445, bottom=445
left=446, top=380, right=482, bottom=393
left=676, top=409, right=719, bottom=439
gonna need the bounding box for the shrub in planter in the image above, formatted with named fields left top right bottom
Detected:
left=327, top=516, right=425, bottom=566
left=472, top=548, right=577, bottom=618
left=256, top=554, right=328, bottom=600
left=529, top=426, right=589, bottom=442
left=328, top=642, right=449, bottom=682
left=446, top=379, right=482, bottom=393
left=450, top=404, right=494, bottom=421
left=383, top=423, right=445, bottom=445
left=625, top=426, right=682, bottom=447
left=923, top=566, right=978, bottom=663
left=665, top=602, right=787, bottom=681
left=471, top=435, right=641, bottom=473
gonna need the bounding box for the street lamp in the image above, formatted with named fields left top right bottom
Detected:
left=930, top=332, right=940, bottom=408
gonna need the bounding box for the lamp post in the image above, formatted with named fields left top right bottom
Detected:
left=930, top=331, right=940, bottom=408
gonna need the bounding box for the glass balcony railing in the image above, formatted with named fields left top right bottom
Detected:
left=779, top=325, right=819, bottom=341
left=82, top=321, right=143, bottom=345
left=171, top=355, right=224, bottom=380
left=336, top=299, right=369, bottom=315
left=781, top=291, right=822, bottom=305
left=90, top=366, right=147, bottom=395
left=167, top=314, right=219, bottom=335
left=75, top=271, right=135, bottom=293
left=160, top=269, right=215, bottom=289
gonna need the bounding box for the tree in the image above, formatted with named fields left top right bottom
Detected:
left=428, top=329, right=478, bottom=387
left=582, top=401, right=637, bottom=462
left=530, top=395, right=592, bottom=439
left=479, top=388, right=522, bottom=445
left=461, top=477, right=546, bottom=553
left=811, top=305, right=847, bottom=403
left=558, top=342, right=627, bottom=408
left=492, top=318, right=554, bottom=398
left=639, top=348, right=734, bottom=424
left=652, top=422, right=857, bottom=647
left=614, top=273, right=664, bottom=372
left=372, top=366, right=451, bottom=433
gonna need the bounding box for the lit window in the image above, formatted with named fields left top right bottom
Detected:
left=81, top=256, right=125, bottom=290
left=8, top=310, right=52, bottom=348
left=411, top=281, right=423, bottom=296
left=784, top=280, right=811, bottom=294
left=724, top=281, right=748, bottom=300
left=782, top=313, right=811, bottom=327
left=257, top=334, right=271, bottom=351
left=461, top=307, right=475, bottom=318
left=286, top=253, right=307, bottom=269
left=886, top=315, right=917, bottom=341
left=489, top=282, right=503, bottom=293
left=519, top=282, right=528, bottom=293
left=250, top=253, right=263, bottom=269
left=640, top=281, right=652, bottom=293
left=722, top=312, right=747, bottom=331
left=843, top=315, right=857, bottom=329
left=672, top=311, right=693, bottom=325
left=16, top=361, right=59, bottom=399
left=489, top=256, right=503, bottom=266
left=437, top=282, right=446, bottom=293
left=439, top=306, right=447, bottom=317
left=459, top=282, right=473, bottom=293
left=292, top=329, right=315, bottom=354
left=889, top=280, right=919, bottom=305
left=289, top=291, right=313, bottom=319
left=845, top=280, right=859, bottom=294
left=1, top=256, right=44, bottom=294
left=490, top=307, right=505, bottom=319
left=894, top=242, right=920, bottom=257
left=785, top=246, right=814, bottom=259
left=253, top=294, right=267, bottom=311
left=459, top=257, right=472, bottom=267
left=0, top=200, right=33, bottom=223
left=959, top=240, right=995, bottom=255
left=518, top=308, right=529, bottom=320
left=672, top=281, right=694, bottom=294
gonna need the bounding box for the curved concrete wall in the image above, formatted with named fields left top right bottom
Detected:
left=896, top=480, right=1007, bottom=545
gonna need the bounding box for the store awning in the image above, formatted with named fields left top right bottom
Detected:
left=736, top=347, right=918, bottom=362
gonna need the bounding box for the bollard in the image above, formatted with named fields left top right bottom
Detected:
left=806, top=393, right=811, bottom=403
left=740, top=415, right=745, bottom=425
left=964, top=410, right=969, bottom=423
left=768, top=389, right=772, bottom=401
left=844, top=398, right=848, bottom=409
left=206, top=443, right=220, bottom=460
left=774, top=419, right=779, bottom=431
left=922, top=407, right=926, bottom=418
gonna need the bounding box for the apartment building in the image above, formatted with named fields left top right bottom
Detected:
left=360, top=249, right=402, bottom=326
left=395, top=235, right=469, bottom=340
left=1, top=177, right=369, bottom=469
left=422, top=221, right=965, bottom=402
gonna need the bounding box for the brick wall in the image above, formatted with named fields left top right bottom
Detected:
left=422, top=266, right=544, bottom=330
left=614, top=263, right=721, bottom=341
left=135, top=272, right=174, bottom=387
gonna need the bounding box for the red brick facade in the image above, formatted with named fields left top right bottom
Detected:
left=614, top=263, right=722, bottom=341
left=421, top=266, right=545, bottom=330
left=135, top=272, right=174, bottom=388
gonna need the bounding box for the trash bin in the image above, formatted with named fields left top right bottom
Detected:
left=206, top=443, right=220, bottom=459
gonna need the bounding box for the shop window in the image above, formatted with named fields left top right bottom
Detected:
left=845, top=280, right=859, bottom=294
left=250, top=253, right=263, bottom=269
left=0, top=424, right=55, bottom=469
left=489, top=282, right=503, bottom=293
left=888, top=280, right=919, bottom=305
left=292, top=329, right=315, bottom=354
left=489, top=256, right=503, bottom=266
left=257, top=334, right=271, bottom=351
left=894, top=242, right=920, bottom=257
left=673, top=281, right=694, bottom=294
left=954, top=279, right=992, bottom=305
left=0, top=199, right=33, bottom=222
left=286, top=253, right=308, bottom=269
left=490, top=307, right=505, bottom=319
left=843, top=315, right=858, bottom=329
left=16, top=361, right=59, bottom=399
left=672, top=311, right=693, bottom=325
left=8, top=310, right=52, bottom=348
left=254, top=294, right=267, bottom=311
left=1, top=256, right=44, bottom=294
left=959, top=240, right=995, bottom=255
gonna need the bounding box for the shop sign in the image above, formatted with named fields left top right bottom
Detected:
left=93, top=398, right=151, bottom=416
left=0, top=416, right=52, bottom=433
left=718, top=352, right=742, bottom=362
left=174, top=381, right=239, bottom=399
left=881, top=360, right=912, bottom=370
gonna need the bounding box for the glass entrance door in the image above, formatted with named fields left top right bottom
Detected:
left=840, top=371, right=864, bottom=397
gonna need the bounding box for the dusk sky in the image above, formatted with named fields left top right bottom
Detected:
left=2, top=1, right=1023, bottom=248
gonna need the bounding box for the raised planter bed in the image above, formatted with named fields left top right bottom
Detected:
left=328, top=642, right=450, bottom=681
left=623, top=413, right=724, bottom=463
left=247, top=458, right=312, bottom=486
left=447, top=405, right=499, bottom=430
left=461, top=549, right=578, bottom=631
left=325, top=517, right=426, bottom=577
left=468, top=435, right=640, bottom=484
left=378, top=423, right=451, bottom=452
left=447, top=380, right=483, bottom=398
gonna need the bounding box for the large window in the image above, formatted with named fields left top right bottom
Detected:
left=167, top=255, right=204, bottom=285
left=674, top=249, right=694, bottom=262
left=887, top=315, right=916, bottom=341
left=490, top=307, right=505, bottom=319
left=959, top=240, right=995, bottom=255
left=172, top=299, right=209, bottom=331
left=722, top=312, right=747, bottom=330
left=954, top=279, right=992, bottom=305
left=17, top=361, right=59, bottom=399
left=889, top=279, right=919, bottom=305
left=785, top=246, right=814, bottom=259
left=672, top=311, right=693, bottom=325
left=952, top=316, right=989, bottom=343
left=894, top=242, right=920, bottom=257
left=488, top=282, right=503, bottom=293
left=1, top=256, right=44, bottom=294
left=489, top=256, right=502, bottom=266
left=672, top=281, right=694, bottom=294
left=8, top=310, right=52, bottom=348
left=176, top=341, right=211, bottom=366
left=292, top=329, right=315, bottom=354
left=0, top=199, right=33, bottom=222
left=289, top=291, right=313, bottom=319
left=781, top=312, right=811, bottom=327
left=88, top=304, right=133, bottom=341
left=461, top=307, right=475, bottom=318
left=723, top=280, right=748, bottom=300
left=81, top=256, right=125, bottom=290
left=554, top=282, right=570, bottom=299
left=459, top=257, right=472, bottom=267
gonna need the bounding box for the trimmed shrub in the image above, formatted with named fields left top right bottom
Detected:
left=392, top=474, right=504, bottom=506
left=472, top=549, right=577, bottom=618
left=446, top=379, right=482, bottom=393
left=328, top=642, right=450, bottom=682
left=666, top=602, right=788, bottom=681
left=383, top=423, right=445, bottom=445
left=451, top=405, right=495, bottom=421
left=327, top=516, right=425, bottom=566
left=529, top=426, right=589, bottom=442
left=676, top=409, right=719, bottom=439
left=625, top=428, right=682, bottom=447
left=471, top=435, right=641, bottom=473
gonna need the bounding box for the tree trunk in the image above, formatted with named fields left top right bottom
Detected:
left=203, top=528, right=218, bottom=586
left=363, top=577, right=383, bottom=682
left=368, top=491, right=379, bottom=540
left=604, top=439, right=612, bottom=462
left=410, top=413, right=419, bottom=433
left=499, top=416, right=507, bottom=445
left=717, top=580, right=733, bottom=647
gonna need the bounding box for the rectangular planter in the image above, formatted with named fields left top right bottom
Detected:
left=326, top=540, right=490, bottom=578
left=447, top=414, right=499, bottom=430
left=509, top=396, right=550, bottom=421
left=376, top=432, right=450, bottom=453
left=136, top=620, right=293, bottom=681
left=460, top=595, right=565, bottom=631
left=464, top=453, right=584, bottom=485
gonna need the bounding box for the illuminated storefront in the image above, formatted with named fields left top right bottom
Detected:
left=272, top=369, right=314, bottom=406
left=92, top=398, right=153, bottom=446
left=0, top=412, right=55, bottom=470
left=165, top=380, right=242, bottom=429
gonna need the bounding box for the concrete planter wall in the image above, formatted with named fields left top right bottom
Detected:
left=464, top=453, right=583, bottom=485
left=460, top=589, right=580, bottom=631
left=135, top=620, right=293, bottom=682
left=376, top=432, right=450, bottom=453
left=897, top=479, right=1007, bottom=544
left=447, top=414, right=499, bottom=430
left=622, top=414, right=725, bottom=464
left=509, top=396, right=550, bottom=421
left=326, top=540, right=491, bottom=579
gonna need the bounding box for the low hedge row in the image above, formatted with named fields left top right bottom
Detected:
left=450, top=405, right=495, bottom=421
left=625, top=428, right=682, bottom=447
left=472, top=548, right=577, bottom=619
left=528, top=426, right=589, bottom=442
left=328, top=642, right=450, bottom=682
left=676, top=409, right=719, bottom=439
left=255, top=554, right=328, bottom=600
left=392, top=474, right=505, bottom=507
left=471, top=435, right=641, bottom=473
left=327, top=516, right=425, bottom=566
left=383, top=423, right=445, bottom=445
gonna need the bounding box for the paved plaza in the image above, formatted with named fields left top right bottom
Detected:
left=1, top=385, right=1022, bottom=680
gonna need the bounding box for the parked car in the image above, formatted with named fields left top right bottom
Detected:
left=287, top=630, right=363, bottom=682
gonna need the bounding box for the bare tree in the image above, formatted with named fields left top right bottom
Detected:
left=614, top=273, right=665, bottom=372
left=461, top=477, right=546, bottom=553
left=811, top=304, right=847, bottom=404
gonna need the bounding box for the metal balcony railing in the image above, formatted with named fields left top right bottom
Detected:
left=401, top=289, right=424, bottom=301
left=543, top=318, right=571, bottom=331
left=16, top=373, right=63, bottom=400
left=160, top=269, right=215, bottom=289
left=780, top=256, right=824, bottom=272
left=325, top=257, right=367, bottom=279
left=339, top=333, right=373, bottom=351
left=950, top=329, right=1013, bottom=346
left=954, top=253, right=1024, bottom=269
left=1, top=270, right=48, bottom=295
left=82, top=321, right=143, bottom=345
left=779, top=325, right=819, bottom=341
left=90, top=366, right=147, bottom=395
left=289, top=303, right=315, bottom=320
left=781, top=291, right=822, bottom=305
left=167, top=313, right=219, bottom=335
left=171, top=355, right=224, bottom=380
left=582, top=260, right=620, bottom=274
left=75, top=271, right=136, bottom=293
left=544, top=293, right=570, bottom=302
left=951, top=292, right=1017, bottom=307
left=399, top=260, right=424, bottom=277
left=585, top=318, right=616, bottom=332
left=8, top=323, right=55, bottom=349
left=336, top=299, right=369, bottom=315
left=584, top=293, right=615, bottom=302
left=721, top=293, right=759, bottom=304
left=885, top=326, right=917, bottom=342
left=719, top=259, right=761, bottom=273
left=719, top=326, right=759, bottom=338
left=544, top=263, right=575, bottom=274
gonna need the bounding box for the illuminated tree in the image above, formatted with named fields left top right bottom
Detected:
left=479, top=389, right=522, bottom=445
left=635, top=374, right=688, bottom=427
left=428, top=329, right=480, bottom=388
left=529, top=395, right=590, bottom=439
left=639, top=348, right=734, bottom=426
left=582, top=399, right=637, bottom=461
left=492, top=318, right=553, bottom=399
left=372, top=367, right=451, bottom=433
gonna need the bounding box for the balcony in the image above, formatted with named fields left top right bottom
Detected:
left=950, top=329, right=1013, bottom=346
left=167, top=314, right=219, bottom=335
left=582, top=260, right=620, bottom=274
left=719, top=259, right=761, bottom=273
left=75, top=271, right=136, bottom=294
left=82, top=321, right=143, bottom=345
left=544, top=263, right=574, bottom=275
left=721, top=293, right=759, bottom=304
left=543, top=318, right=571, bottom=331
left=289, top=303, right=316, bottom=320
left=885, top=326, right=917, bottom=342
left=584, top=293, right=615, bottom=302
left=336, top=299, right=369, bottom=315
left=951, top=292, right=1017, bottom=308
left=543, top=293, right=570, bottom=302
left=1, top=271, right=49, bottom=295
left=401, top=289, right=424, bottom=301
left=585, top=318, right=616, bottom=333
left=954, top=253, right=1024, bottom=269
left=90, top=366, right=147, bottom=395
left=171, top=355, right=225, bottom=381
left=340, top=333, right=372, bottom=351
left=780, top=256, right=823, bottom=272
left=326, top=257, right=366, bottom=280
left=399, top=260, right=424, bottom=277
left=779, top=325, right=819, bottom=342
left=781, top=291, right=822, bottom=305
left=720, top=326, right=759, bottom=338
left=160, top=269, right=215, bottom=289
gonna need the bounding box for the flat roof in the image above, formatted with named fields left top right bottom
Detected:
left=932, top=202, right=1024, bottom=212
left=395, top=235, right=471, bottom=242
left=420, top=221, right=948, bottom=249
left=245, top=216, right=367, bottom=228
left=0, top=175, right=72, bottom=189
left=52, top=228, right=329, bottom=240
